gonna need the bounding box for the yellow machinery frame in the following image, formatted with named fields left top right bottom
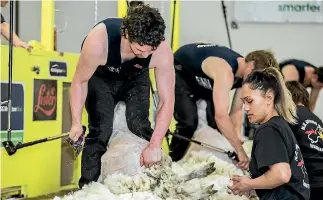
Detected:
left=1, top=0, right=84, bottom=198
left=1, top=0, right=179, bottom=198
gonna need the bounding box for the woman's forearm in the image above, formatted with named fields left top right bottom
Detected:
left=1, top=22, right=23, bottom=46
left=248, top=166, right=291, bottom=190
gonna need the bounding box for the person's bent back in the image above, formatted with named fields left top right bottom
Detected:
left=286, top=81, right=323, bottom=200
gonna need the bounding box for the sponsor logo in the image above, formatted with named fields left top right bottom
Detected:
left=0, top=82, right=24, bottom=147
left=134, top=64, right=143, bottom=69
left=106, top=65, right=121, bottom=73
left=49, top=61, right=67, bottom=77
left=197, top=44, right=217, bottom=48
left=305, top=126, right=323, bottom=143
left=310, top=143, right=323, bottom=152
left=301, top=119, right=323, bottom=152
left=195, top=76, right=212, bottom=90
left=294, top=144, right=310, bottom=189
left=33, top=79, right=57, bottom=121
left=278, top=3, right=320, bottom=13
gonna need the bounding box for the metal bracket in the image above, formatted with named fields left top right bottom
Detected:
left=231, top=21, right=239, bottom=29
left=32, top=66, right=40, bottom=74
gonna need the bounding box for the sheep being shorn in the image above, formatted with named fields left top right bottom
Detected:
left=55, top=150, right=257, bottom=200
left=54, top=101, right=257, bottom=200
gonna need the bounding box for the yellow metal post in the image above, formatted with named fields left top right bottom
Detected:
left=171, top=0, right=180, bottom=52
left=167, top=0, right=180, bottom=134
left=118, top=0, right=128, bottom=18
left=41, top=0, right=55, bottom=51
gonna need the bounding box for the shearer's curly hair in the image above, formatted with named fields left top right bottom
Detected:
left=121, top=4, right=166, bottom=50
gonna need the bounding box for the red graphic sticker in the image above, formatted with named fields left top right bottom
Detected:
left=34, top=84, right=57, bottom=116
left=297, top=159, right=304, bottom=167
left=33, top=79, right=57, bottom=121
left=305, top=129, right=317, bottom=135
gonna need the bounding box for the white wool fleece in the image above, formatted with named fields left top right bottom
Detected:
left=54, top=101, right=257, bottom=200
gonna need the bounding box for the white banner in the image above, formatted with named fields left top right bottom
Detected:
left=233, top=1, right=323, bottom=23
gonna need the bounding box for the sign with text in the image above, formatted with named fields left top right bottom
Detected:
left=33, top=79, right=57, bottom=121
left=233, top=1, right=323, bottom=23
left=49, top=61, right=67, bottom=77
left=1, top=82, right=24, bottom=147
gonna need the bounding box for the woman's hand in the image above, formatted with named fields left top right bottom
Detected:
left=228, top=175, right=252, bottom=196
left=16, top=41, right=33, bottom=51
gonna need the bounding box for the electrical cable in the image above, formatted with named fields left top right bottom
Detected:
left=221, top=0, right=232, bottom=49
left=7, top=0, right=14, bottom=141
left=94, top=0, right=98, bottom=25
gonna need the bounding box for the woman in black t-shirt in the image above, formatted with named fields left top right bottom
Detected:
left=286, top=81, right=323, bottom=200
left=228, top=67, right=310, bottom=200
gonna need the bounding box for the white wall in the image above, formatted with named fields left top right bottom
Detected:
left=179, top=0, right=323, bottom=118
left=54, top=1, right=118, bottom=53
left=0, top=1, right=171, bottom=53
left=1, top=0, right=322, bottom=118
left=179, top=1, right=323, bottom=64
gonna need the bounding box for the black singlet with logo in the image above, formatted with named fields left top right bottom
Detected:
left=249, top=116, right=310, bottom=200
left=289, top=105, right=323, bottom=188
left=279, top=59, right=317, bottom=84
left=174, top=43, right=243, bottom=90
left=81, top=18, right=152, bottom=79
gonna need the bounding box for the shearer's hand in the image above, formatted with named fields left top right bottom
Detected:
left=140, top=142, right=162, bottom=168
left=69, top=124, right=84, bottom=142
left=237, top=149, right=249, bottom=170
